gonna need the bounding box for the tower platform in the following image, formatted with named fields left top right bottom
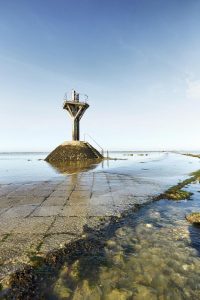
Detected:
left=45, top=141, right=103, bottom=163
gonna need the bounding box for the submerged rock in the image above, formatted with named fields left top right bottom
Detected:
left=133, top=285, right=157, bottom=300
left=106, top=288, right=132, bottom=300
left=186, top=212, right=200, bottom=224
left=53, top=278, right=71, bottom=299
left=73, top=280, right=101, bottom=300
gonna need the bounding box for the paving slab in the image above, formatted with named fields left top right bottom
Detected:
left=0, top=197, right=15, bottom=208
left=42, top=196, right=67, bottom=206
left=12, top=217, right=55, bottom=234
left=48, top=216, right=87, bottom=235
left=2, top=205, right=37, bottom=218
left=32, top=205, right=63, bottom=217
left=0, top=216, right=22, bottom=234
left=60, top=205, right=89, bottom=217
left=40, top=233, right=77, bottom=253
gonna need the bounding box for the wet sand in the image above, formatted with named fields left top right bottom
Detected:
left=0, top=152, right=200, bottom=295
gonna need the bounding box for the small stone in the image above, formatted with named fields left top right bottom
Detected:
left=106, top=240, right=117, bottom=248
left=182, top=264, right=188, bottom=271
left=105, top=289, right=132, bottom=300
left=146, top=224, right=152, bottom=228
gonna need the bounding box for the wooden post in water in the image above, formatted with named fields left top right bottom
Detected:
left=63, top=90, right=89, bottom=141
left=107, top=150, right=109, bottom=158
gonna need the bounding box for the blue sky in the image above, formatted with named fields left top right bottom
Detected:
left=0, top=0, right=200, bottom=151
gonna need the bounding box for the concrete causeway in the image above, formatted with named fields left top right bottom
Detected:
left=1, top=152, right=200, bottom=288
left=0, top=171, right=163, bottom=284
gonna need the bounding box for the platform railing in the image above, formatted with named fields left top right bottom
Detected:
left=83, top=133, right=106, bottom=157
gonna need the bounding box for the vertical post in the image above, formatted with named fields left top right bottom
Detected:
left=63, top=89, right=89, bottom=142
left=71, top=90, right=76, bottom=101
left=72, top=118, right=80, bottom=141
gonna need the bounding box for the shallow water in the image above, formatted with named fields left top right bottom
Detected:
left=1, top=152, right=200, bottom=299
left=0, top=151, right=200, bottom=184
left=46, top=182, right=200, bottom=300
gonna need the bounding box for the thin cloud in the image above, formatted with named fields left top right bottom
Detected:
left=186, top=79, right=200, bottom=100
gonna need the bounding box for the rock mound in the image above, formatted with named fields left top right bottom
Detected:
left=45, top=141, right=103, bottom=163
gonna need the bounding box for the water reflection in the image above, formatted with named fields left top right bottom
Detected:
left=47, top=159, right=102, bottom=175
left=101, top=158, right=110, bottom=169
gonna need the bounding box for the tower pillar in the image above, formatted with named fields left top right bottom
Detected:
left=63, top=90, right=89, bottom=141
left=73, top=118, right=80, bottom=141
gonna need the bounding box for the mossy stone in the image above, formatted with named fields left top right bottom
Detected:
left=186, top=212, right=200, bottom=224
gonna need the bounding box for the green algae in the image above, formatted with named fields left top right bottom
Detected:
left=159, top=189, right=192, bottom=201
left=157, top=169, right=200, bottom=201
left=1, top=233, right=11, bottom=243
left=183, top=153, right=200, bottom=159
left=186, top=212, right=200, bottom=224
left=28, top=252, right=44, bottom=267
